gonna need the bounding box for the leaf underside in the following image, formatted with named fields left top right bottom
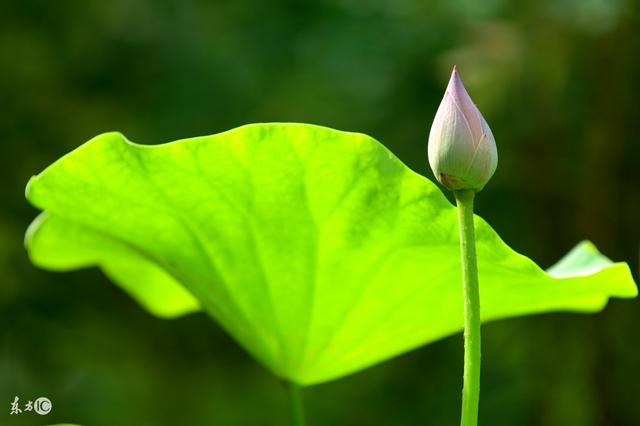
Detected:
left=25, top=123, right=637, bottom=385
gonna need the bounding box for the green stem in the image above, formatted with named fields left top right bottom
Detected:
left=285, top=381, right=307, bottom=426
left=454, top=189, right=481, bottom=426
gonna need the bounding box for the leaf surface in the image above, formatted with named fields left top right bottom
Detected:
left=25, top=124, right=637, bottom=385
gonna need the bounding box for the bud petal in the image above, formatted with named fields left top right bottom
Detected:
left=428, top=67, right=498, bottom=192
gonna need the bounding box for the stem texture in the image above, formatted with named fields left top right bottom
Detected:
left=285, top=381, right=307, bottom=426
left=454, top=189, right=481, bottom=426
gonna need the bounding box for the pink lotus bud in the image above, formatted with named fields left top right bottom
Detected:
left=428, top=66, right=498, bottom=192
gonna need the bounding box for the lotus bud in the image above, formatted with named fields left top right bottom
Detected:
left=428, top=66, right=498, bottom=192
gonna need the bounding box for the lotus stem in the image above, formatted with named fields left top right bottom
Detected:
left=455, top=189, right=481, bottom=426
left=285, top=381, right=307, bottom=426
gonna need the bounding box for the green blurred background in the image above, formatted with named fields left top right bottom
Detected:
left=2, top=0, right=639, bottom=425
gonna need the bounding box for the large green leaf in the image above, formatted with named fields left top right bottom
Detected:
left=25, top=123, right=636, bottom=385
